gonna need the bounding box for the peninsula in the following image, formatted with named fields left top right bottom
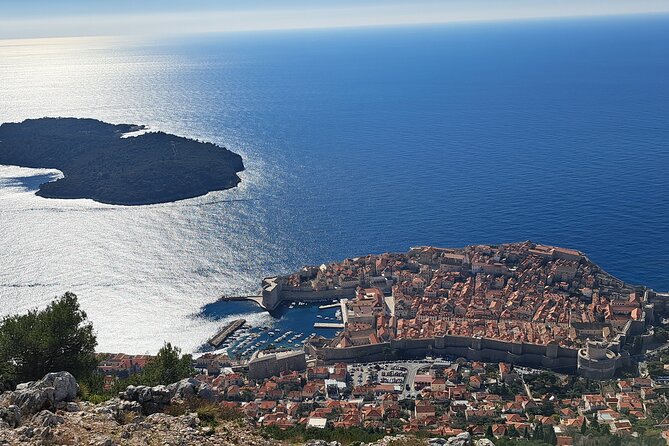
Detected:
left=255, top=242, right=668, bottom=378
left=0, top=118, right=245, bottom=205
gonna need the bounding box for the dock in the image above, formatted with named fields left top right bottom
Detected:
left=314, top=322, right=345, bottom=329
left=208, top=319, right=246, bottom=348
left=318, top=303, right=340, bottom=310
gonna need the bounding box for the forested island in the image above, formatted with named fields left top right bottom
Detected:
left=0, top=118, right=245, bottom=205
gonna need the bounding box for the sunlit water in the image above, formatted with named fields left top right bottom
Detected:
left=1, top=17, right=668, bottom=353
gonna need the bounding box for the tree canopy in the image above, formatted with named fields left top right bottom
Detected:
left=0, top=292, right=98, bottom=387
left=135, top=342, right=194, bottom=387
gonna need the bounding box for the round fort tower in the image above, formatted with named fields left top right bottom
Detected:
left=577, top=339, right=621, bottom=379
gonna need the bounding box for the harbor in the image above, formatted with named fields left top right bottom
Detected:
left=201, top=297, right=345, bottom=360
left=212, top=324, right=325, bottom=360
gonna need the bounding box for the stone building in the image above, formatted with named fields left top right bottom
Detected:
left=248, top=349, right=307, bottom=381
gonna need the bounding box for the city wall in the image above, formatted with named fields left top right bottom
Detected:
left=311, top=335, right=578, bottom=372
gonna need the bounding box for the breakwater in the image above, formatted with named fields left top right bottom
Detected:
left=207, top=319, right=246, bottom=348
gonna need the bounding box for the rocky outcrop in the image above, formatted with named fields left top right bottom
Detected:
left=32, top=410, right=64, bottom=428
left=0, top=402, right=279, bottom=446
left=362, top=435, right=425, bottom=446
left=0, top=372, right=79, bottom=420
left=431, top=433, right=472, bottom=446
left=118, top=378, right=216, bottom=415
left=305, top=441, right=341, bottom=446
left=168, top=378, right=216, bottom=402
left=93, top=398, right=143, bottom=423
left=0, top=370, right=274, bottom=446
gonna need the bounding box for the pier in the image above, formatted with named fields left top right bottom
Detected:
left=208, top=319, right=246, bottom=348
left=318, top=303, right=340, bottom=310
left=220, top=294, right=265, bottom=309
left=314, top=322, right=345, bottom=329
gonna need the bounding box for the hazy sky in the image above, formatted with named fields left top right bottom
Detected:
left=2, top=0, right=669, bottom=39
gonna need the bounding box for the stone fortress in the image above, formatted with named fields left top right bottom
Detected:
left=248, top=348, right=307, bottom=381
left=260, top=242, right=666, bottom=379
left=577, top=340, right=623, bottom=380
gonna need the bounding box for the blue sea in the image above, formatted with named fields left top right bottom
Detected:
left=0, top=15, right=668, bottom=354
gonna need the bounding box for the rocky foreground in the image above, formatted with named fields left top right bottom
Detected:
left=0, top=372, right=277, bottom=446
left=0, top=372, right=490, bottom=446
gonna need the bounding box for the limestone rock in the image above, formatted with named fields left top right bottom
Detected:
left=9, top=387, right=54, bottom=418
left=4, top=372, right=79, bottom=419
left=305, top=441, right=340, bottom=446
left=36, top=372, right=79, bottom=402
left=0, top=405, right=20, bottom=428
left=32, top=410, right=64, bottom=428
left=151, top=385, right=172, bottom=405
left=65, top=402, right=81, bottom=412
left=194, top=382, right=215, bottom=402
left=445, top=432, right=471, bottom=446
left=167, top=378, right=199, bottom=401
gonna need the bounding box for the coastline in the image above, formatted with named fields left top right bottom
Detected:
left=207, top=242, right=668, bottom=377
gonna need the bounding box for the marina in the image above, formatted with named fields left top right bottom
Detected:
left=200, top=298, right=342, bottom=360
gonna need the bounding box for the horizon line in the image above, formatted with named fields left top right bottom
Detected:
left=1, top=6, right=669, bottom=41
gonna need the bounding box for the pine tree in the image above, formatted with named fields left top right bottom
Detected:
left=546, top=425, right=557, bottom=446
left=134, top=342, right=194, bottom=386
left=590, top=416, right=600, bottom=432
left=507, top=426, right=519, bottom=438
left=533, top=424, right=543, bottom=441
left=0, top=292, right=97, bottom=386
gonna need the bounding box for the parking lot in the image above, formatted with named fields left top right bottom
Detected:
left=348, top=359, right=438, bottom=399
left=349, top=363, right=407, bottom=387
